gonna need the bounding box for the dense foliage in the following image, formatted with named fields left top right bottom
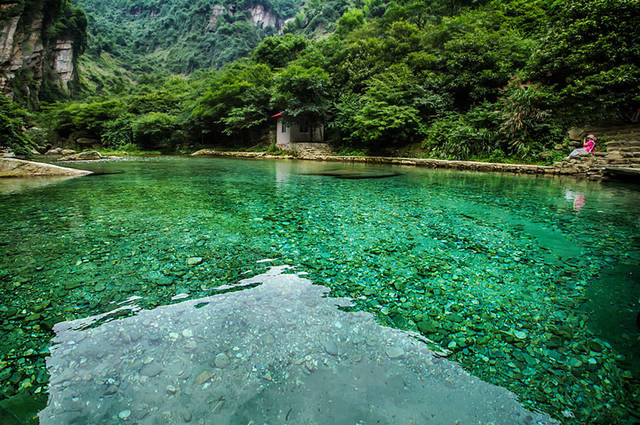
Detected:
left=47, top=0, right=639, bottom=162
left=0, top=97, right=34, bottom=156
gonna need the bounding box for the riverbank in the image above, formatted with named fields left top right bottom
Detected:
left=192, top=149, right=563, bottom=177
left=191, top=146, right=640, bottom=182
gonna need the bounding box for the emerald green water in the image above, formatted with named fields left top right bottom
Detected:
left=0, top=157, right=639, bottom=424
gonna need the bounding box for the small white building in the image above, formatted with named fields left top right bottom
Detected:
left=272, top=112, right=325, bottom=150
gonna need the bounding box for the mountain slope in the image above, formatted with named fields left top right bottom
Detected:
left=74, top=0, right=307, bottom=74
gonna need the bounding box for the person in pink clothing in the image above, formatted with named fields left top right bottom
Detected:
left=568, top=134, right=597, bottom=158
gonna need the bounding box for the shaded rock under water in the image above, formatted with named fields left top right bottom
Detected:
left=303, top=167, right=402, bottom=179
left=40, top=266, right=557, bottom=425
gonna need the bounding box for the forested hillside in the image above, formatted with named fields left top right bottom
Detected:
left=76, top=0, right=311, bottom=74
left=44, top=0, right=639, bottom=164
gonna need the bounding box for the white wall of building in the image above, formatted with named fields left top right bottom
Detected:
left=275, top=118, right=324, bottom=148
left=276, top=118, right=290, bottom=147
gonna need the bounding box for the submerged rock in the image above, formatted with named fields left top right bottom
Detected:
left=187, top=257, right=203, bottom=267
left=305, top=167, right=402, bottom=179
left=214, top=353, right=229, bottom=368
left=386, top=346, right=405, bottom=359
left=39, top=267, right=559, bottom=425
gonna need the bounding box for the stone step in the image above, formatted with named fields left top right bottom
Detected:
left=605, top=148, right=640, bottom=153
left=606, top=141, right=640, bottom=148
left=605, top=147, right=640, bottom=153
left=604, top=152, right=640, bottom=158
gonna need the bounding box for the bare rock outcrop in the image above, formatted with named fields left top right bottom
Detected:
left=0, top=158, right=92, bottom=177
left=206, top=3, right=281, bottom=31
left=0, top=2, right=81, bottom=102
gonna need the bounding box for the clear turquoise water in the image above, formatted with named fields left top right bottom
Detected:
left=0, top=157, right=639, bottom=424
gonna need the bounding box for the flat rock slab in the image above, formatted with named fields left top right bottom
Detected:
left=40, top=266, right=559, bottom=425
left=604, top=166, right=640, bottom=179
left=0, top=158, right=92, bottom=178
left=305, top=167, right=402, bottom=179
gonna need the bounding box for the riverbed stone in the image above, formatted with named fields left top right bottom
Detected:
left=214, top=353, right=229, bottom=368
left=195, top=370, right=213, bottom=385
left=417, top=319, right=437, bottom=333
left=323, top=340, right=339, bottom=356
left=386, top=346, right=405, bottom=359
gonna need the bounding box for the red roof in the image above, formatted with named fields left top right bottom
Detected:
left=271, top=111, right=284, bottom=118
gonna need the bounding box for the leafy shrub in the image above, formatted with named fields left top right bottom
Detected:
left=495, top=79, right=561, bottom=157
left=132, top=112, right=178, bottom=150
left=0, top=97, right=33, bottom=157
left=102, top=114, right=135, bottom=148
left=423, top=113, right=495, bottom=160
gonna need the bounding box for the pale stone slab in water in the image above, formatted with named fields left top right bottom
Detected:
left=0, top=176, right=78, bottom=194
left=40, top=266, right=559, bottom=425
left=0, top=158, right=91, bottom=177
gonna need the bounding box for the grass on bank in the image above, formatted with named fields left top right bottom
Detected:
left=96, top=143, right=162, bottom=156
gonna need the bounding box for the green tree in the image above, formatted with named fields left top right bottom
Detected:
left=273, top=64, right=331, bottom=130
left=132, top=112, right=178, bottom=150
left=528, top=0, right=640, bottom=121
left=332, top=64, right=430, bottom=147
left=191, top=62, right=273, bottom=143
left=252, top=34, right=308, bottom=69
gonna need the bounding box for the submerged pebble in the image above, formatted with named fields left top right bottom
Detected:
left=214, top=353, right=229, bottom=368
left=386, top=346, right=405, bottom=359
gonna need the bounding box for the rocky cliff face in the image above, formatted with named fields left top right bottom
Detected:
left=0, top=1, right=85, bottom=106
left=207, top=3, right=283, bottom=31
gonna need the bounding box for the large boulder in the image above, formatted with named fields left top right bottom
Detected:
left=45, top=147, right=63, bottom=155
left=59, top=150, right=102, bottom=161
left=0, top=158, right=92, bottom=177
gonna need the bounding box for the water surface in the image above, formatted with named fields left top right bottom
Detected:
left=0, top=157, right=638, bottom=424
